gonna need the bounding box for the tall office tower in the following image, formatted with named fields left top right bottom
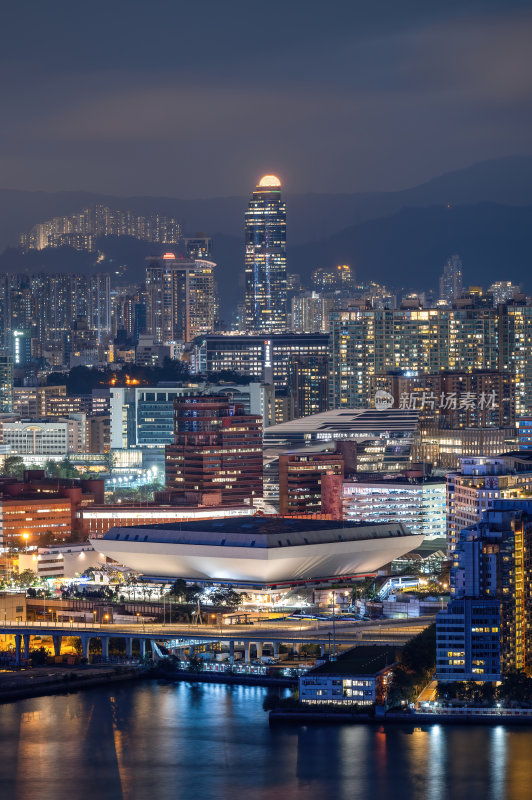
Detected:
left=185, top=233, right=212, bottom=259
left=0, top=354, right=14, bottom=412
left=439, top=254, right=463, bottom=305
left=165, top=395, right=263, bottom=503
left=436, top=501, right=532, bottom=682
left=146, top=254, right=216, bottom=345
left=146, top=253, right=194, bottom=344
left=244, top=175, right=287, bottom=333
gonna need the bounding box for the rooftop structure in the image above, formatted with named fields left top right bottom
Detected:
left=264, top=408, right=419, bottom=472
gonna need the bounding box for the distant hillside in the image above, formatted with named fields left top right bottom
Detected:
left=2, top=203, right=531, bottom=319
left=2, top=154, right=532, bottom=250
left=289, top=202, right=532, bottom=294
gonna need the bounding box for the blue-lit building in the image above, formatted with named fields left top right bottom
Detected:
left=110, top=382, right=272, bottom=450
left=244, top=175, right=287, bottom=334
left=518, top=417, right=532, bottom=451
left=436, top=500, right=532, bottom=682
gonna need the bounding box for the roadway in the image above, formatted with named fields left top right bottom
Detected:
left=0, top=615, right=432, bottom=646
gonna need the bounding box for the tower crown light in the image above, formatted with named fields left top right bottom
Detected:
left=258, top=175, right=281, bottom=188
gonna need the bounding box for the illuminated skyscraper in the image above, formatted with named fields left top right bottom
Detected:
left=244, top=175, right=287, bottom=333
left=439, top=254, right=463, bottom=305
left=146, top=253, right=217, bottom=345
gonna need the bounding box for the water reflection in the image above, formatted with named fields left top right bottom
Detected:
left=0, top=683, right=531, bottom=800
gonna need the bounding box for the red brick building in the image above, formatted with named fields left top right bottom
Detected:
left=165, top=396, right=263, bottom=504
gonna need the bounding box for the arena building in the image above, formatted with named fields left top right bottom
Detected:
left=91, top=517, right=424, bottom=587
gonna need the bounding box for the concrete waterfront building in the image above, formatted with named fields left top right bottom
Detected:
left=81, top=494, right=256, bottom=538
left=299, top=645, right=395, bottom=705
left=244, top=175, right=287, bottom=333
left=92, top=517, right=425, bottom=587
left=18, top=543, right=105, bottom=580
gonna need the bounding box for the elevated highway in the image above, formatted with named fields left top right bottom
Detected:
left=0, top=616, right=432, bottom=665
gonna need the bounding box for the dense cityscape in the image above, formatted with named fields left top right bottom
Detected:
left=2, top=1, right=532, bottom=798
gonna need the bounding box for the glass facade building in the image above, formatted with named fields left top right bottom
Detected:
left=244, top=175, right=287, bottom=333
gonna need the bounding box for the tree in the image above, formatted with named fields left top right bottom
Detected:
left=168, top=579, right=187, bottom=601
left=184, top=584, right=203, bottom=603
left=1, top=455, right=25, bottom=479
left=44, top=459, right=60, bottom=478
left=40, top=530, right=58, bottom=546
left=18, top=569, right=37, bottom=587
left=57, top=458, right=79, bottom=479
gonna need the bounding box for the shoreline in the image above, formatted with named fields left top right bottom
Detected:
left=0, top=665, right=296, bottom=704
left=163, top=669, right=297, bottom=688
left=269, top=709, right=532, bottom=727
left=0, top=665, right=150, bottom=705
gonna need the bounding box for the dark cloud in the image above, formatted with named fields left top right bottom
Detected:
left=1, top=1, right=531, bottom=195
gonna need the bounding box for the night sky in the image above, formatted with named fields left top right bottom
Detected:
left=2, top=0, right=532, bottom=197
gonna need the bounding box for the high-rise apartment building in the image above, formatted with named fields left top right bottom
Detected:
left=0, top=355, right=13, bottom=413
left=437, top=501, right=532, bottom=681
left=244, top=175, right=287, bottom=333
left=446, top=454, right=532, bottom=553
left=329, top=305, right=532, bottom=414
left=439, top=254, right=463, bottom=305
left=146, top=253, right=216, bottom=344
left=291, top=292, right=333, bottom=333
left=165, top=395, right=263, bottom=503
left=312, top=265, right=355, bottom=291
left=369, top=370, right=515, bottom=428
left=20, top=204, right=181, bottom=252
left=288, top=354, right=329, bottom=418
left=0, top=272, right=112, bottom=366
